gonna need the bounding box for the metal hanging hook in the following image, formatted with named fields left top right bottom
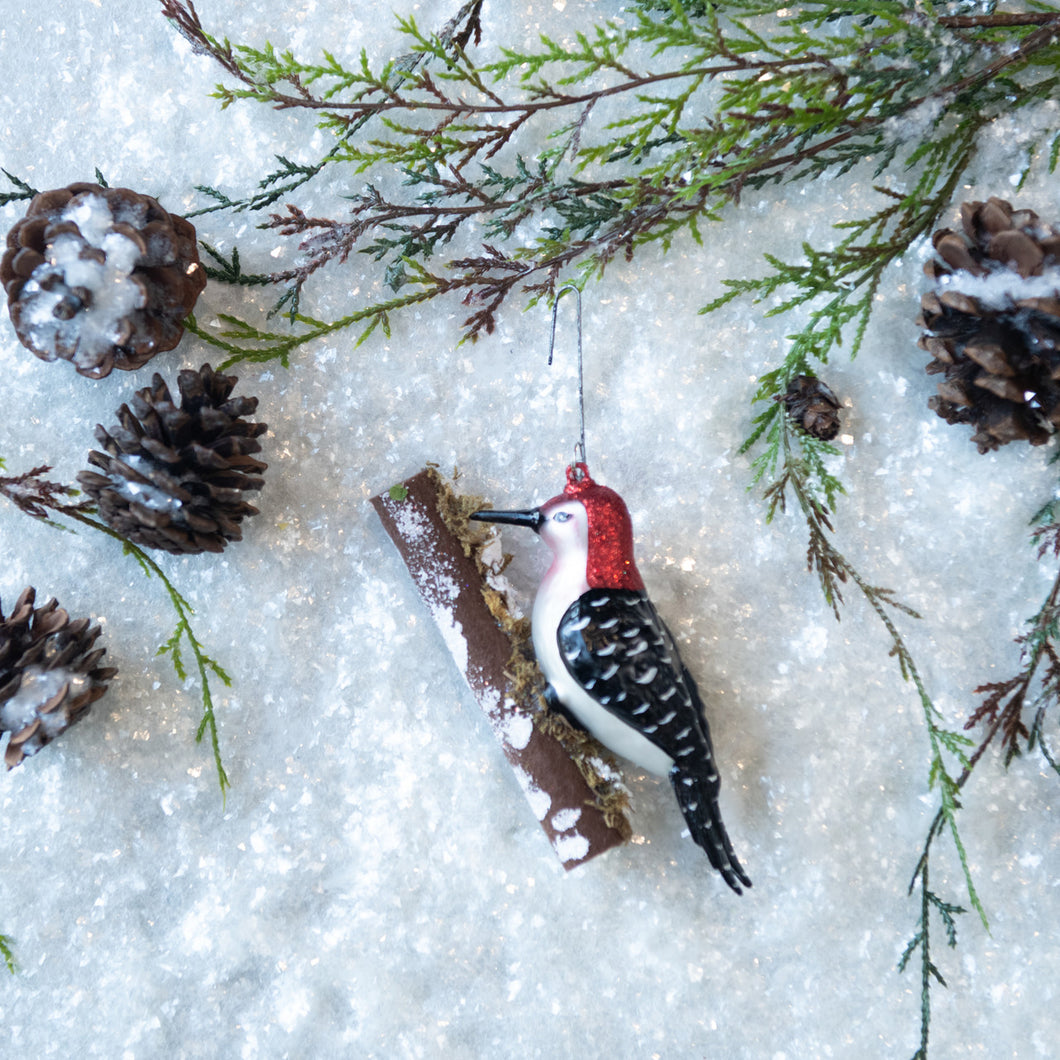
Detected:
left=548, top=283, right=587, bottom=475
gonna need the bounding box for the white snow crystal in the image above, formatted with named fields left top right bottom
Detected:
left=0, top=666, right=86, bottom=744
left=19, top=195, right=145, bottom=367
left=383, top=496, right=469, bottom=670
left=513, top=766, right=552, bottom=821
left=791, top=624, right=828, bottom=662
left=107, top=455, right=186, bottom=516
left=936, top=264, right=1060, bottom=311
left=429, top=601, right=468, bottom=675
left=501, top=710, right=533, bottom=751
left=883, top=97, right=946, bottom=146
left=550, top=807, right=582, bottom=832
left=552, top=831, right=590, bottom=863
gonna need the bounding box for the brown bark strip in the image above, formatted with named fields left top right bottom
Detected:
left=372, top=468, right=628, bottom=869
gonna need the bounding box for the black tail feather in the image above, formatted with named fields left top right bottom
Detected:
left=670, top=766, right=752, bottom=894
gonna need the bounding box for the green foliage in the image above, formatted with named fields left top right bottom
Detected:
left=125, top=538, right=233, bottom=799
left=0, top=169, right=37, bottom=208
left=964, top=535, right=1060, bottom=776
left=162, top=1, right=1060, bottom=363
left=755, top=412, right=988, bottom=1060
left=189, top=151, right=343, bottom=218
left=0, top=934, right=14, bottom=975
left=899, top=866, right=966, bottom=1060
left=890, top=472, right=1060, bottom=1056
left=199, top=243, right=273, bottom=288
left=773, top=438, right=984, bottom=945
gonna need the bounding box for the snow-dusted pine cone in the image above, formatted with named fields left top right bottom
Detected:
left=918, top=197, right=1060, bottom=453
left=0, top=587, right=116, bottom=769
left=77, top=364, right=268, bottom=555
left=1, top=182, right=206, bottom=378
left=779, top=374, right=841, bottom=440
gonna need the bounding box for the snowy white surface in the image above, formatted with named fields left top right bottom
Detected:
left=1, top=2, right=1059, bottom=1057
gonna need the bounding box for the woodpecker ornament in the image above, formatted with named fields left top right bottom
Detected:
left=472, top=461, right=751, bottom=893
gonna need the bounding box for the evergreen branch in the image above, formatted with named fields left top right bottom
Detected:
left=0, top=464, right=91, bottom=521
left=1029, top=701, right=1060, bottom=777
left=0, top=463, right=231, bottom=798
left=165, top=0, right=487, bottom=216
left=187, top=147, right=345, bottom=217
left=165, top=1, right=1060, bottom=349
left=183, top=289, right=441, bottom=365
left=0, top=169, right=38, bottom=207
left=60, top=509, right=232, bottom=799
left=0, top=934, right=14, bottom=975
left=897, top=697, right=1012, bottom=1058
left=763, top=413, right=987, bottom=1057
left=724, top=102, right=987, bottom=583
left=940, top=12, right=1060, bottom=29
left=199, top=242, right=275, bottom=287
left=161, top=0, right=247, bottom=83
left=894, top=507, right=1060, bottom=1057
left=900, top=863, right=966, bottom=1060
left=962, top=498, right=1060, bottom=769
left=707, top=23, right=1060, bottom=1049
left=768, top=418, right=983, bottom=927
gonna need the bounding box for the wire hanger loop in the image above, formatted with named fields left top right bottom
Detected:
left=548, top=283, right=587, bottom=477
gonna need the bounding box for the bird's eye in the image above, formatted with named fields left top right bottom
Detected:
left=553, top=511, right=572, bottom=523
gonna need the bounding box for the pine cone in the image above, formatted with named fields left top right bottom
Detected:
left=77, top=364, right=268, bottom=555
left=1, top=182, right=206, bottom=378
left=0, top=588, right=117, bottom=769
left=779, top=375, right=841, bottom=440
left=918, top=197, right=1060, bottom=453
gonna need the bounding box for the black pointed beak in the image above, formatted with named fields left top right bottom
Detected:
left=470, top=507, right=543, bottom=532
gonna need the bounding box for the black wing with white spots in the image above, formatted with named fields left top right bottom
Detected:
left=557, top=588, right=751, bottom=893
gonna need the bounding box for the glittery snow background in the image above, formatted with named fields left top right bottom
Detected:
left=1, top=2, right=1058, bottom=1057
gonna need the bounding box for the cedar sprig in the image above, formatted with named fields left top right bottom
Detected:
left=0, top=461, right=91, bottom=523
left=964, top=535, right=1060, bottom=772
left=765, top=412, right=987, bottom=1058
left=0, top=170, right=37, bottom=208
left=0, top=461, right=232, bottom=798
left=162, top=2, right=1060, bottom=359
left=199, top=242, right=275, bottom=289
left=900, top=574, right=1060, bottom=1059
left=188, top=153, right=344, bottom=220
left=705, top=20, right=1060, bottom=1043
left=767, top=421, right=979, bottom=917
left=899, top=864, right=966, bottom=1060
left=894, top=474, right=1060, bottom=1058
left=719, top=4, right=1060, bottom=515
left=164, top=0, right=487, bottom=218
left=723, top=113, right=984, bottom=512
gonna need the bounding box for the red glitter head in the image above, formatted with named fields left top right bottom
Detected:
left=549, top=462, right=645, bottom=591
